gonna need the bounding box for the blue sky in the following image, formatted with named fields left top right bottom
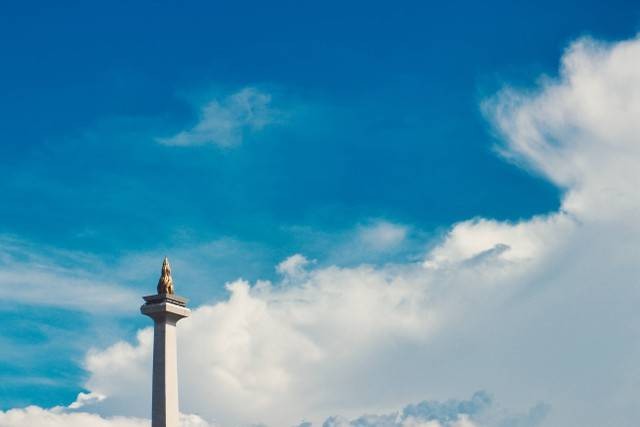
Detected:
left=2, top=2, right=640, bottom=426
left=5, top=0, right=634, bottom=254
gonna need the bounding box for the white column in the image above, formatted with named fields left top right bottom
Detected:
left=142, top=298, right=190, bottom=427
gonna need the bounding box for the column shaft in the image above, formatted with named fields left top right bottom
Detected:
left=152, top=315, right=179, bottom=427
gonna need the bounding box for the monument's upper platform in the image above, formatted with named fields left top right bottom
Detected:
left=143, top=293, right=188, bottom=307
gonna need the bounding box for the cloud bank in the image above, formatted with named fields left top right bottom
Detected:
left=5, top=35, right=640, bottom=427
left=0, top=392, right=543, bottom=427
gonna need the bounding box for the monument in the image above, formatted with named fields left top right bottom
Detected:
left=141, top=257, right=191, bottom=427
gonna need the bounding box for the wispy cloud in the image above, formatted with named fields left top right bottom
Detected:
left=355, top=220, right=409, bottom=252
left=0, top=236, right=137, bottom=313
left=157, top=87, right=279, bottom=147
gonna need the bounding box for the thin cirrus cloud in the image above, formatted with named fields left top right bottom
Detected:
left=156, top=87, right=279, bottom=147
left=0, top=236, right=137, bottom=313
left=355, top=220, right=409, bottom=252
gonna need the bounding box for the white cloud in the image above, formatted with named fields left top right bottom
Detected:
left=321, top=391, right=493, bottom=427
left=297, top=220, right=415, bottom=266
left=78, top=234, right=549, bottom=426
left=277, top=253, right=311, bottom=278
left=0, top=407, right=148, bottom=427
left=356, top=221, right=409, bottom=252
left=484, top=36, right=640, bottom=221
left=423, top=214, right=574, bottom=269
left=0, top=236, right=137, bottom=313
left=0, top=393, right=542, bottom=427
left=157, top=87, right=278, bottom=147
left=68, top=392, right=106, bottom=410
left=83, top=329, right=153, bottom=413
left=0, top=407, right=211, bottom=427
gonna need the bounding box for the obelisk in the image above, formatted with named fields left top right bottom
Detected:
left=141, top=257, right=191, bottom=427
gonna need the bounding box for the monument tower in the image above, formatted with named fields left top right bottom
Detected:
left=141, top=257, right=191, bottom=427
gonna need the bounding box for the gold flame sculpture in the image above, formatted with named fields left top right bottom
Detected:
left=157, top=257, right=175, bottom=294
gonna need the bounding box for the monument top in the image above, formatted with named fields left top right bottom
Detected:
left=141, top=257, right=189, bottom=427
left=142, top=257, right=189, bottom=308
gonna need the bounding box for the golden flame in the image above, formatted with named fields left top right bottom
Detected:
left=157, top=257, right=175, bottom=294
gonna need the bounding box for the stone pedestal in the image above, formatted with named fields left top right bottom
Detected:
left=141, top=294, right=190, bottom=427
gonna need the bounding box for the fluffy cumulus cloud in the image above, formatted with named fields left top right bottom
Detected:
left=157, top=87, right=279, bottom=147
left=5, top=35, right=640, bottom=427
left=78, top=248, right=554, bottom=426
left=68, top=392, right=106, bottom=410
left=319, top=392, right=548, bottom=427
left=276, top=253, right=311, bottom=278
left=0, top=393, right=542, bottom=427
left=0, top=407, right=148, bottom=427
left=0, top=407, right=211, bottom=427
left=485, top=36, right=640, bottom=220
left=320, top=391, right=493, bottom=427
